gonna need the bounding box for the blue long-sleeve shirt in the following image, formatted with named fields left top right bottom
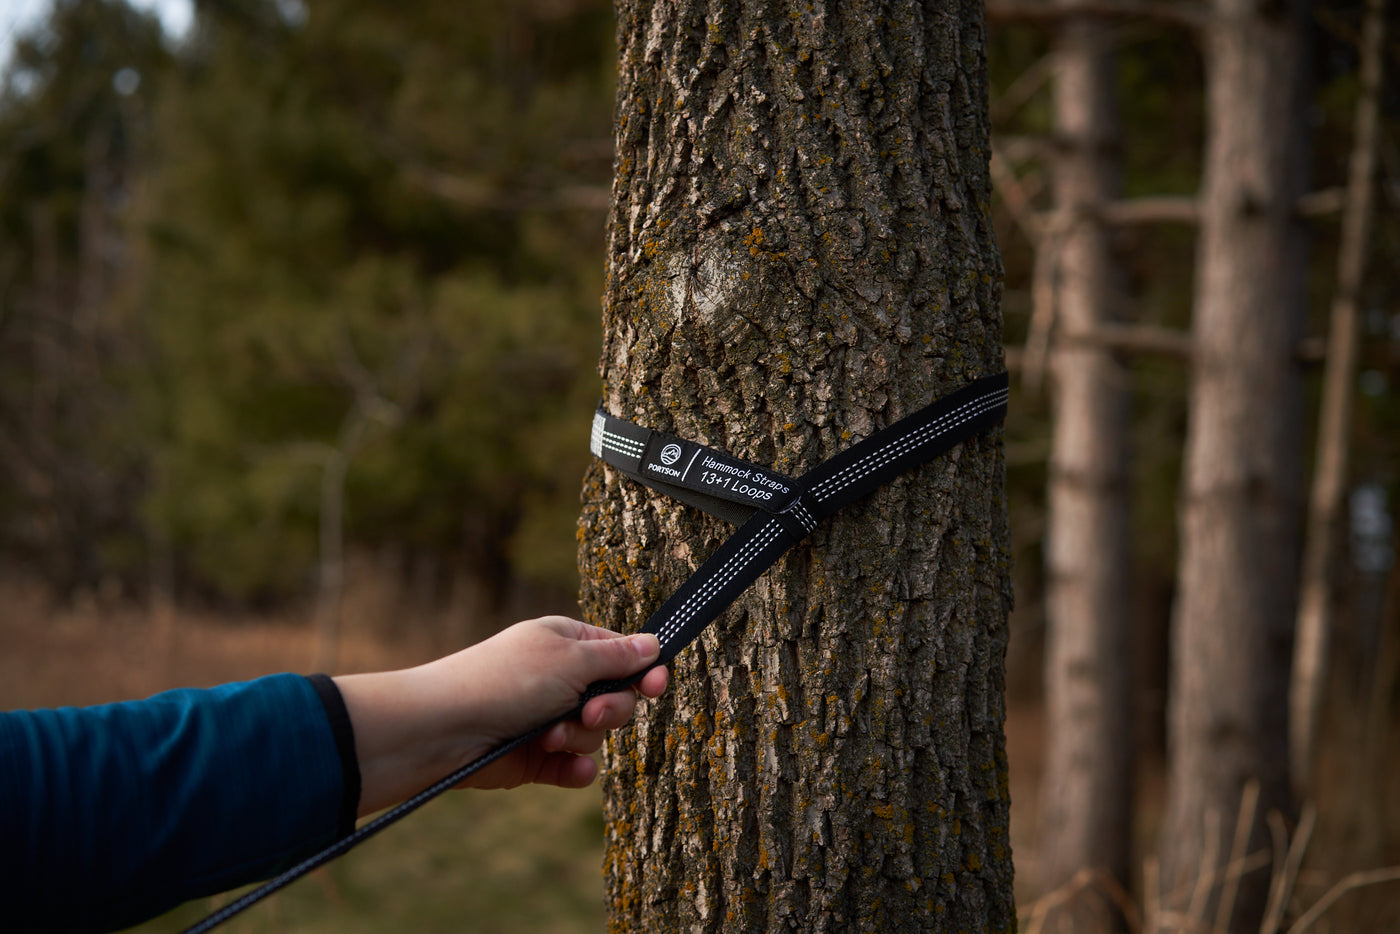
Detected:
left=0, top=673, right=360, bottom=933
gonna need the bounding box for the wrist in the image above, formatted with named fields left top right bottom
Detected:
left=334, top=664, right=485, bottom=815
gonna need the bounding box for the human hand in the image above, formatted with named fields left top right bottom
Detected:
left=335, top=616, right=668, bottom=815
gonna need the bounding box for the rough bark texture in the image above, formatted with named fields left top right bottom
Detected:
left=1161, top=0, right=1310, bottom=928
left=1038, top=10, right=1133, bottom=929
left=577, top=1, right=1013, bottom=931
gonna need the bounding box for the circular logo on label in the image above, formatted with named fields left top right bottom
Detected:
left=660, top=443, right=683, bottom=466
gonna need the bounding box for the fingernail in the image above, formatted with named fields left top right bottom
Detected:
left=631, top=633, right=660, bottom=659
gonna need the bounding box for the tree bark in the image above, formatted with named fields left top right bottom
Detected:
left=1160, top=0, right=1311, bottom=929
left=577, top=1, right=1014, bottom=931
left=1038, top=9, right=1133, bottom=930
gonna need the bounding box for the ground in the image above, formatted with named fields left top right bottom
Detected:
left=2, top=576, right=1395, bottom=931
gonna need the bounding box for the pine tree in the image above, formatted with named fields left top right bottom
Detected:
left=0, top=0, right=171, bottom=592
left=140, top=0, right=616, bottom=603
left=1162, top=0, right=1311, bottom=927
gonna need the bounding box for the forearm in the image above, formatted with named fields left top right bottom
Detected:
left=333, top=663, right=479, bottom=815
left=0, top=616, right=661, bottom=933
left=333, top=618, right=667, bottom=815
left=332, top=646, right=604, bottom=815
left=0, top=675, right=350, bottom=933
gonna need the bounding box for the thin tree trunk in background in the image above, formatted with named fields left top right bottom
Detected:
left=314, top=444, right=351, bottom=674
left=313, top=338, right=406, bottom=671
left=1290, top=0, right=1385, bottom=801
left=1161, top=0, right=1311, bottom=929
left=1038, top=9, right=1133, bottom=929
left=578, top=1, right=1014, bottom=930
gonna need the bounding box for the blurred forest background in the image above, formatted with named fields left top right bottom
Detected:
left=1, top=0, right=1398, bottom=930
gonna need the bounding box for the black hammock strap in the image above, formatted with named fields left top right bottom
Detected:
left=583, top=369, right=1010, bottom=681
left=183, top=368, right=1009, bottom=934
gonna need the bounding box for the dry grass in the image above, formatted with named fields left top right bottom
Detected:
left=1007, top=578, right=1400, bottom=934
left=4, top=575, right=1396, bottom=932
left=1022, top=820, right=1400, bottom=934
left=0, top=576, right=606, bottom=934
left=1019, top=777, right=1400, bottom=934
left=0, top=581, right=434, bottom=711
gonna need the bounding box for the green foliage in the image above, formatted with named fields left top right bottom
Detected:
left=4, top=1, right=1395, bottom=614
left=0, top=0, right=172, bottom=589
left=0, top=0, right=617, bottom=604
left=133, top=0, right=614, bottom=601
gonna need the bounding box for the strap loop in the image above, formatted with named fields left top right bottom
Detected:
left=182, top=369, right=1009, bottom=934
left=592, top=371, right=1010, bottom=665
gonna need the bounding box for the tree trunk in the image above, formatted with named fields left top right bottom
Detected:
left=577, top=1, right=1014, bottom=931
left=1038, top=9, right=1133, bottom=929
left=1290, top=0, right=1385, bottom=801
left=314, top=445, right=351, bottom=674
left=1160, top=0, right=1310, bottom=929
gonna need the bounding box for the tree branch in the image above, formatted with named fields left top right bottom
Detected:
left=1094, top=189, right=1344, bottom=225
left=985, top=0, right=1208, bottom=29
left=992, top=54, right=1057, bottom=125
left=992, top=134, right=1051, bottom=163
left=1098, top=195, right=1200, bottom=226
left=1007, top=326, right=1325, bottom=366
left=990, top=145, right=1047, bottom=242
left=399, top=162, right=609, bottom=213
left=1021, top=210, right=1068, bottom=391
left=1292, top=867, right=1400, bottom=933
left=1062, top=322, right=1193, bottom=358
left=1296, top=186, right=1346, bottom=218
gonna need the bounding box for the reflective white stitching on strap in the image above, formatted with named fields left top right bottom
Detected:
left=601, top=428, right=645, bottom=459
left=654, top=521, right=782, bottom=651
left=786, top=501, right=817, bottom=533
left=811, top=388, right=1008, bottom=503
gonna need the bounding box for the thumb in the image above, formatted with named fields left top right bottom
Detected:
left=579, top=632, right=661, bottom=685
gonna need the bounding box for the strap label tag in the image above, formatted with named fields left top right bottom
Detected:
left=639, top=434, right=797, bottom=512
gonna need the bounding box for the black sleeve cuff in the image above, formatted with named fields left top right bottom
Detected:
left=306, top=673, right=361, bottom=836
